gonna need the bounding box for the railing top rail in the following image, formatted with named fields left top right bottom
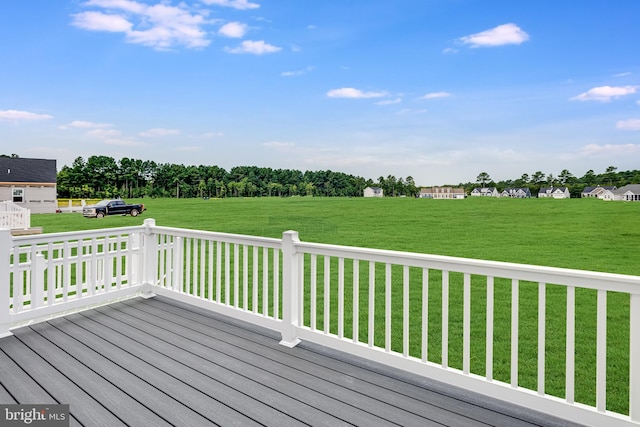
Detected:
left=0, top=201, right=28, bottom=212
left=295, top=240, right=640, bottom=293
left=11, top=225, right=146, bottom=244
left=152, top=225, right=282, bottom=249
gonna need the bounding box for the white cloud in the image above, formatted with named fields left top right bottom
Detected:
left=396, top=108, right=427, bottom=115
left=72, top=11, right=133, bottom=32
left=0, top=110, right=53, bottom=121
left=83, top=0, right=145, bottom=14
left=420, top=92, right=451, bottom=99
left=175, top=145, right=202, bottom=152
left=196, top=132, right=224, bottom=138
left=580, top=143, right=640, bottom=155
left=103, top=137, right=147, bottom=146
left=138, top=128, right=180, bottom=137
left=442, top=47, right=458, bottom=54
left=218, top=21, right=247, bottom=38
left=375, top=98, right=402, bottom=105
left=326, top=88, right=387, bottom=99
left=615, top=72, right=631, bottom=77
left=87, top=128, right=122, bottom=138
left=281, top=66, right=315, bottom=77
left=225, top=40, right=281, bottom=54
left=458, top=23, right=529, bottom=48
left=264, top=141, right=295, bottom=149
left=200, top=0, right=259, bottom=10
left=60, top=120, right=112, bottom=129
left=72, top=1, right=212, bottom=50
left=616, top=118, right=640, bottom=130
left=79, top=125, right=147, bottom=146
left=571, top=85, right=638, bottom=102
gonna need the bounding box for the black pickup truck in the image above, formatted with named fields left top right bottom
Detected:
left=83, top=199, right=145, bottom=218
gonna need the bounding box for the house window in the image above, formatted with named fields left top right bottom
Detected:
left=12, top=188, right=24, bottom=203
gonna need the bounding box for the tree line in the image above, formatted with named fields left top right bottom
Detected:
left=12, top=153, right=637, bottom=199
left=467, top=166, right=640, bottom=197
left=55, top=156, right=389, bottom=199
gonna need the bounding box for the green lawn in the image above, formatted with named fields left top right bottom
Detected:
left=35, top=197, right=640, bottom=275
left=31, top=196, right=640, bottom=414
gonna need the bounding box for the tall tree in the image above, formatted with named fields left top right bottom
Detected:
left=558, top=169, right=574, bottom=185
left=605, top=165, right=618, bottom=185
left=581, top=169, right=597, bottom=185
left=476, top=172, right=491, bottom=187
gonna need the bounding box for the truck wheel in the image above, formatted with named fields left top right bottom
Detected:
left=130, top=209, right=139, bottom=217
left=97, top=212, right=105, bottom=218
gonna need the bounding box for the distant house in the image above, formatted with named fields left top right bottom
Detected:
left=581, top=186, right=617, bottom=200
left=363, top=186, right=383, bottom=197
left=0, top=157, right=57, bottom=213
left=419, top=187, right=465, bottom=199
left=501, top=188, right=531, bottom=198
left=538, top=186, right=570, bottom=199
left=470, top=187, right=499, bottom=197
left=612, top=184, right=640, bottom=201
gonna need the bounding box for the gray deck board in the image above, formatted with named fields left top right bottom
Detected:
left=114, top=298, right=484, bottom=427
left=59, top=313, right=304, bottom=427
left=0, top=347, right=53, bottom=404
left=1, top=333, right=125, bottom=427
left=0, top=295, right=585, bottom=427
left=90, top=303, right=398, bottom=426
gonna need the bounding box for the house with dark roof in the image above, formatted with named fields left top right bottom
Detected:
left=363, top=186, right=383, bottom=197
left=581, top=185, right=616, bottom=200
left=537, top=186, right=570, bottom=199
left=470, top=187, right=499, bottom=197
left=0, top=157, right=57, bottom=213
left=500, top=187, right=531, bottom=198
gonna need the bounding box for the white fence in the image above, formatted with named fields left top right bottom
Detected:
left=1, top=219, right=638, bottom=427
left=0, top=201, right=30, bottom=229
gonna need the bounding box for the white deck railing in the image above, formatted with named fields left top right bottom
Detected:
left=0, top=201, right=30, bottom=229
left=1, top=219, right=638, bottom=427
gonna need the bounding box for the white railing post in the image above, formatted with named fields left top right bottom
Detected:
left=130, top=232, right=141, bottom=286
left=142, top=218, right=157, bottom=298
left=631, top=292, right=640, bottom=422
left=32, top=253, right=46, bottom=308
left=24, top=208, right=30, bottom=229
left=0, top=228, right=13, bottom=337
left=280, top=230, right=301, bottom=348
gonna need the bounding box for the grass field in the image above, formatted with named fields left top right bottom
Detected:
left=31, top=196, right=640, bottom=414
left=36, top=196, right=640, bottom=275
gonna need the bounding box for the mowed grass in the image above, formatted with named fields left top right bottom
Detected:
left=36, top=196, right=640, bottom=275
left=32, top=197, right=640, bottom=414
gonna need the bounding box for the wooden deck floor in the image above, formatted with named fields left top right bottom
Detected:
left=0, top=295, right=582, bottom=426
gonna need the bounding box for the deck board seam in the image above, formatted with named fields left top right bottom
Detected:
left=105, top=300, right=478, bottom=426
left=66, top=312, right=306, bottom=427
left=42, top=318, right=238, bottom=427
left=8, top=333, right=122, bottom=427
left=124, top=298, right=493, bottom=423
left=82, top=306, right=381, bottom=426
left=134, top=296, right=565, bottom=427
left=20, top=323, right=187, bottom=427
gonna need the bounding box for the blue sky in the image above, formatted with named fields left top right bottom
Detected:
left=1, top=0, right=639, bottom=185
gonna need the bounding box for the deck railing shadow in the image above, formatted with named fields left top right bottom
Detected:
left=1, top=218, right=638, bottom=427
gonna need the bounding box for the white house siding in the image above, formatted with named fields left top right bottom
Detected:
left=363, top=187, right=383, bottom=197
left=0, top=184, right=57, bottom=213
left=601, top=190, right=615, bottom=201
left=538, top=187, right=570, bottom=199
left=420, top=187, right=465, bottom=199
